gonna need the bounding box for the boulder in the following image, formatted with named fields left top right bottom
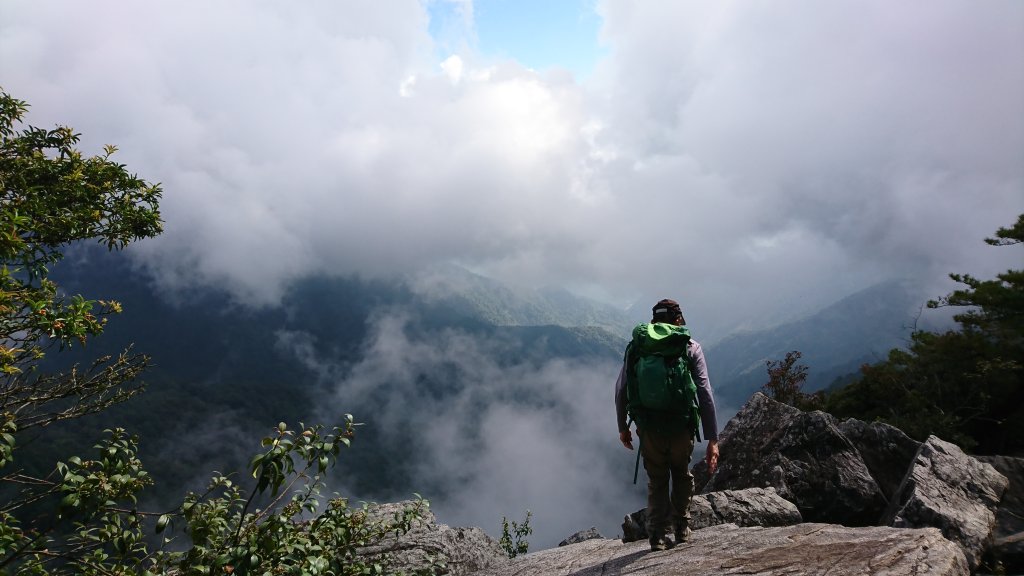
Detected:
left=693, top=392, right=803, bottom=493
left=689, top=487, right=802, bottom=530
left=470, top=523, right=969, bottom=576
left=977, top=455, right=1024, bottom=572
left=621, top=487, right=802, bottom=542
left=694, top=393, right=887, bottom=526
left=559, top=527, right=602, bottom=547
left=837, top=418, right=921, bottom=504
left=883, top=436, right=1009, bottom=571
left=621, top=508, right=648, bottom=543
left=358, top=501, right=509, bottom=576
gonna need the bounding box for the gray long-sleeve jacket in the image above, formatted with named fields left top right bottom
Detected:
left=615, top=338, right=719, bottom=442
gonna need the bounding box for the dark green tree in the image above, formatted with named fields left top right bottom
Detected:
left=826, top=215, right=1023, bottom=454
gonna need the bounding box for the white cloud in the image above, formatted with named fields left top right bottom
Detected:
left=440, top=54, right=464, bottom=83
left=400, top=74, right=418, bottom=97
left=2, top=1, right=1020, bottom=327
left=278, top=312, right=635, bottom=548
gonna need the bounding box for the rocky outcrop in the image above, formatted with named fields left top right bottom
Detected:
left=621, top=487, right=802, bottom=542
left=358, top=502, right=509, bottom=576
left=977, top=455, right=1024, bottom=572
left=686, top=393, right=1013, bottom=573
left=620, top=508, right=648, bottom=543
left=559, top=527, right=602, bottom=546
left=470, top=523, right=969, bottom=576
left=693, top=393, right=886, bottom=526
left=837, top=417, right=921, bottom=503
left=360, top=395, right=1015, bottom=575
left=690, top=487, right=803, bottom=530
left=883, top=437, right=1009, bottom=571
left=692, top=393, right=801, bottom=492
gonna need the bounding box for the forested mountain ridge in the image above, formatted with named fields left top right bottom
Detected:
left=45, top=249, right=934, bottom=495
left=406, top=263, right=635, bottom=333
left=706, top=280, right=927, bottom=411
left=43, top=250, right=628, bottom=497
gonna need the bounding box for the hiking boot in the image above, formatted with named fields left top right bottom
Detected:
left=649, top=534, right=675, bottom=551
left=674, top=523, right=692, bottom=545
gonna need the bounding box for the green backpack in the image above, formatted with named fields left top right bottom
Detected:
left=624, top=322, right=700, bottom=437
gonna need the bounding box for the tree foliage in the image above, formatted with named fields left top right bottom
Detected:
left=498, top=511, right=532, bottom=559
left=761, top=351, right=823, bottom=411
left=826, top=215, right=1023, bottom=455
left=147, top=418, right=440, bottom=576
left=0, top=87, right=162, bottom=572
left=0, top=90, right=162, bottom=429
left=0, top=90, right=439, bottom=574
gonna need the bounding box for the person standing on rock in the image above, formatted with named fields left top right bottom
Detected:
left=615, top=298, right=720, bottom=551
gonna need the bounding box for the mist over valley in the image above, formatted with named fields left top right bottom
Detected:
left=42, top=251, right=936, bottom=548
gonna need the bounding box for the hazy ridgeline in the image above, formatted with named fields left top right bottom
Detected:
left=34, top=248, right=939, bottom=547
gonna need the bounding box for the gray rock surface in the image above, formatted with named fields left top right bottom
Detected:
left=883, top=436, right=1009, bottom=571
left=838, top=417, right=922, bottom=504
left=559, top=527, right=602, bottom=547
left=694, top=393, right=887, bottom=526
left=621, top=487, right=802, bottom=543
left=621, top=508, right=648, bottom=543
left=358, top=501, right=509, bottom=576
left=692, top=393, right=803, bottom=493
left=689, top=487, right=802, bottom=530
left=977, top=455, right=1024, bottom=572
left=469, top=523, right=969, bottom=576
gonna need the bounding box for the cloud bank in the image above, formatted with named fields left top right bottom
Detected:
left=2, top=1, right=1020, bottom=334
left=276, top=313, right=637, bottom=548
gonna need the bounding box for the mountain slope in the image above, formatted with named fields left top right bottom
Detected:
left=43, top=250, right=625, bottom=496
left=407, top=264, right=635, bottom=333
left=706, top=280, right=924, bottom=411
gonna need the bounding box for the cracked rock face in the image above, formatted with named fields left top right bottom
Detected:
left=884, top=436, right=1009, bottom=571
left=837, top=417, right=922, bottom=503
left=977, top=455, right=1024, bottom=572
left=469, top=523, right=969, bottom=576
left=693, top=393, right=887, bottom=526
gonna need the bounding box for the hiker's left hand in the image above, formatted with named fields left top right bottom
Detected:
left=619, top=430, right=633, bottom=450
left=706, top=440, right=719, bottom=473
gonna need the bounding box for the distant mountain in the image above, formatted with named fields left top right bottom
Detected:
left=48, top=254, right=930, bottom=446
left=406, top=264, right=635, bottom=334
left=706, top=280, right=925, bottom=411
left=42, top=250, right=627, bottom=498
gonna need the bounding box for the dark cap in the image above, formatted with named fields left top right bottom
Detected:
left=652, top=298, right=685, bottom=324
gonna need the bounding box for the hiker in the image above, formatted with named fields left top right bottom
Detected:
left=615, top=298, right=719, bottom=551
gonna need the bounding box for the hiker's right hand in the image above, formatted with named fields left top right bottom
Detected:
left=619, top=430, right=633, bottom=450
